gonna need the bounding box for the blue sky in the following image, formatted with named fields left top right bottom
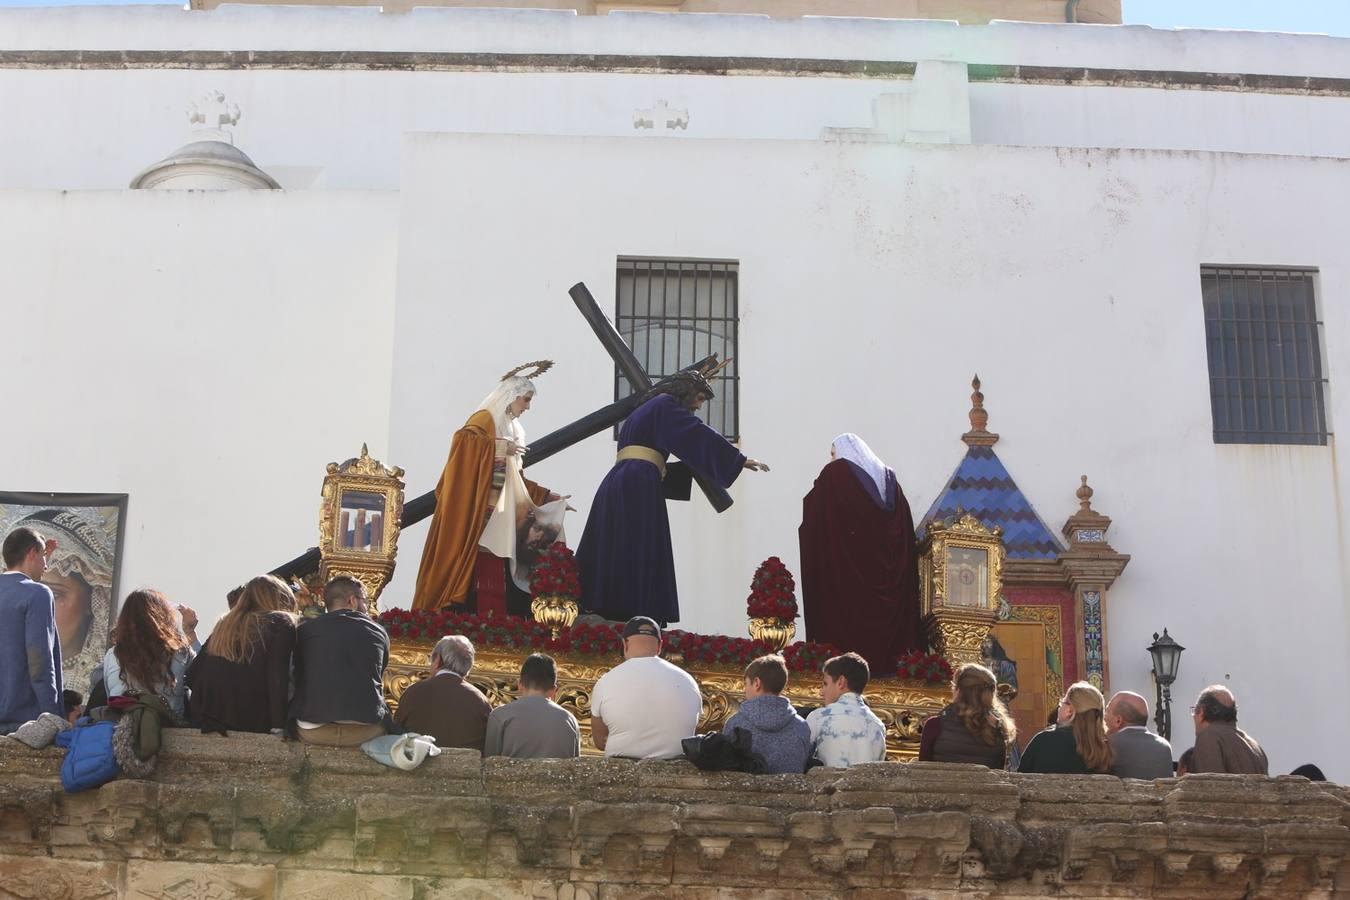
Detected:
left=1, top=0, right=1349, bottom=37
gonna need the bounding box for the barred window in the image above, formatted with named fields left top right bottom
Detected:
left=615, top=257, right=739, bottom=440
left=1202, top=266, right=1329, bottom=445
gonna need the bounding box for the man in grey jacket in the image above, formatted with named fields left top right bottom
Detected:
left=1105, top=690, right=1174, bottom=779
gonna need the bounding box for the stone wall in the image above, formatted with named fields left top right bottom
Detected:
left=1, top=731, right=1347, bottom=898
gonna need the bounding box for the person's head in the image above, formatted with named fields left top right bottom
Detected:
left=323, top=575, right=368, bottom=613
left=1192, top=685, right=1238, bottom=732
left=949, top=663, right=1016, bottom=749
left=1105, top=690, right=1150, bottom=736
left=110, top=588, right=190, bottom=694
left=821, top=652, right=869, bottom=704
left=508, top=390, right=534, bottom=418
left=478, top=372, right=540, bottom=442
left=226, top=584, right=246, bottom=610
left=661, top=372, right=714, bottom=413
left=208, top=575, right=298, bottom=665
left=430, top=634, right=475, bottom=677
left=2, top=526, right=47, bottom=579
left=743, top=654, right=788, bottom=700
left=526, top=521, right=558, bottom=550
left=62, top=689, right=83, bottom=722
left=518, top=653, right=559, bottom=698
left=621, top=617, right=662, bottom=659
left=1059, top=681, right=1113, bottom=773
left=1177, top=746, right=1195, bottom=776
left=1290, top=763, right=1326, bottom=782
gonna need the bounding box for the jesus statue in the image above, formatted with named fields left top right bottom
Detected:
left=575, top=363, right=769, bottom=626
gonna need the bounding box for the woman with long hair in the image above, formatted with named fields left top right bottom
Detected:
left=102, top=589, right=195, bottom=718
left=1018, top=681, right=1114, bottom=774
left=918, top=663, right=1017, bottom=768
left=186, top=574, right=298, bottom=734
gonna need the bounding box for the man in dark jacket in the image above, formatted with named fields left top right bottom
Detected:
left=290, top=576, right=391, bottom=747
left=721, top=654, right=811, bottom=774
left=1190, top=685, right=1268, bottom=775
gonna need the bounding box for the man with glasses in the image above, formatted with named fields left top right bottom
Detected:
left=1189, top=685, right=1268, bottom=775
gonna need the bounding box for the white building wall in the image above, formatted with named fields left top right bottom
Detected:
left=0, top=190, right=399, bottom=634
left=1, top=8, right=1349, bottom=190
left=388, top=132, right=1350, bottom=781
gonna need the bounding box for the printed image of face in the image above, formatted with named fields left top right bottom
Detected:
left=526, top=521, right=560, bottom=551
left=45, top=570, right=94, bottom=655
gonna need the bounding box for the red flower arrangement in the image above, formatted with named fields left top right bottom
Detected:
left=376, top=608, right=840, bottom=672
left=745, top=556, right=799, bottom=621
left=895, top=649, right=954, bottom=685
left=529, top=542, right=581, bottom=599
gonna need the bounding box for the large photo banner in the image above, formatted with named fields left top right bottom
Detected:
left=0, top=493, right=128, bottom=693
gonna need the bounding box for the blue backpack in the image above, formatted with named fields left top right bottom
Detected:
left=54, top=719, right=119, bottom=793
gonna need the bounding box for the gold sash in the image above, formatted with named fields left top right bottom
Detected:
left=616, top=445, right=666, bottom=479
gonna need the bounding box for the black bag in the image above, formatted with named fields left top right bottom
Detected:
left=681, top=727, right=767, bottom=774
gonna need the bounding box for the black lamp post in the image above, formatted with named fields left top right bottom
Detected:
left=1147, top=629, right=1185, bottom=741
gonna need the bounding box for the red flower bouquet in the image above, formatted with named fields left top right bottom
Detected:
left=745, top=556, right=799, bottom=621
left=529, top=542, right=582, bottom=600
left=895, top=649, right=954, bottom=685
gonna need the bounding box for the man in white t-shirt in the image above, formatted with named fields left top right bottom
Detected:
left=589, top=617, right=702, bottom=759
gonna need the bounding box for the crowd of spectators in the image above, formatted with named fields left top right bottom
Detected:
left=0, top=524, right=1323, bottom=782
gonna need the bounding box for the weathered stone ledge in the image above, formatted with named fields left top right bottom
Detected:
left=2, top=50, right=1350, bottom=97
left=1, top=730, right=1347, bottom=898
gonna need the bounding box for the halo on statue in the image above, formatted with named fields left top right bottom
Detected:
left=501, top=360, right=554, bottom=381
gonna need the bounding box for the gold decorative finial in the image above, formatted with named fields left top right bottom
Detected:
left=961, top=374, right=999, bottom=447
left=1077, top=475, right=1095, bottom=513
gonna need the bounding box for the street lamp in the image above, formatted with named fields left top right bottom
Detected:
left=1147, top=629, right=1185, bottom=741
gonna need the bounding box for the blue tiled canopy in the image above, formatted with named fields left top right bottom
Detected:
left=919, top=446, right=1064, bottom=560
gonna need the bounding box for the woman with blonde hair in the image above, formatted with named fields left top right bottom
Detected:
left=918, top=663, right=1016, bottom=768
left=186, top=575, right=298, bottom=734
left=1018, top=681, right=1114, bottom=774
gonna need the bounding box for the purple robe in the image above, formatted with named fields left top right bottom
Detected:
left=577, top=393, right=745, bottom=624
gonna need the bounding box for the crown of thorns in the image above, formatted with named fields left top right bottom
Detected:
left=501, top=360, right=554, bottom=381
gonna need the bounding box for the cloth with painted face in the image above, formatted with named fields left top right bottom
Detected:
left=412, top=374, right=559, bottom=611
left=16, top=509, right=115, bottom=694
left=798, top=434, right=922, bottom=674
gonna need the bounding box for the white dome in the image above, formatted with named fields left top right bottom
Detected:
left=131, top=139, right=280, bottom=190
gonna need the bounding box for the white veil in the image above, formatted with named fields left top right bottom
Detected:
left=474, top=375, right=535, bottom=444
left=831, top=432, right=891, bottom=501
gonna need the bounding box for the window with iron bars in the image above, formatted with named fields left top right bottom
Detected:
left=615, top=257, right=739, bottom=441
left=1202, top=266, right=1329, bottom=445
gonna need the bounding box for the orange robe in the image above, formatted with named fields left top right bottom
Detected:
left=412, top=410, right=549, bottom=610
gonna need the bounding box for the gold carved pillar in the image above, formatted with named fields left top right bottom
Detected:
left=319, top=444, right=405, bottom=612
left=919, top=513, right=1005, bottom=666
left=1057, top=477, right=1130, bottom=693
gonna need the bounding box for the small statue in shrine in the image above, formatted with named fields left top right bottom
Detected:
left=412, top=362, right=569, bottom=612
left=798, top=433, right=921, bottom=675
left=576, top=361, right=770, bottom=626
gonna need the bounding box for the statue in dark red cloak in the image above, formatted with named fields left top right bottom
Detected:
left=799, top=433, right=922, bottom=675
left=577, top=364, right=770, bottom=626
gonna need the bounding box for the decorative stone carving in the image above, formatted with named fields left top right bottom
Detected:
left=130, top=91, right=280, bottom=190
left=1, top=733, right=1346, bottom=898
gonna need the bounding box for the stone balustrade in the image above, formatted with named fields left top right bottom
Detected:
left=1, top=730, right=1347, bottom=898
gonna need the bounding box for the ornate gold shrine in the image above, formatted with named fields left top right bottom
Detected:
left=918, top=512, right=1004, bottom=666
left=383, top=641, right=947, bottom=761
left=319, top=444, right=405, bottom=610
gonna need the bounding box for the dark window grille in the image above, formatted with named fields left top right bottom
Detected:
left=615, top=257, right=739, bottom=440
left=1202, top=266, right=1329, bottom=445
